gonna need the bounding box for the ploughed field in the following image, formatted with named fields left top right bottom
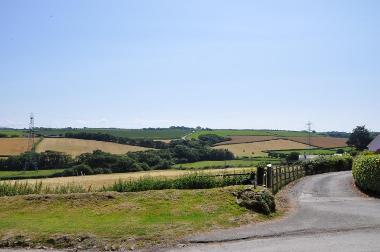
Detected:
left=213, top=139, right=313, bottom=157
left=36, top=138, right=150, bottom=157
left=0, top=138, right=32, bottom=156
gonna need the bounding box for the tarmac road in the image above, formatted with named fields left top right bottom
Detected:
left=168, top=171, right=380, bottom=252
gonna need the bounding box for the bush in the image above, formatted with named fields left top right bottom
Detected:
left=235, top=188, right=276, bottom=215
left=352, top=155, right=380, bottom=194
left=301, top=155, right=353, bottom=175
left=62, top=164, right=93, bottom=176
left=286, top=152, right=300, bottom=163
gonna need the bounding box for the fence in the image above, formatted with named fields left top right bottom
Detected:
left=258, top=165, right=305, bottom=194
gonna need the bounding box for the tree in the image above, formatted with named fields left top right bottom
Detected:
left=347, top=126, right=373, bottom=151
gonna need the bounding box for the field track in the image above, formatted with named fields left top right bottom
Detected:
left=0, top=138, right=31, bottom=156
left=36, top=138, right=149, bottom=156
left=8, top=167, right=256, bottom=189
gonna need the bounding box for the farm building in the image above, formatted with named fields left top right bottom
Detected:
left=368, top=135, right=380, bottom=152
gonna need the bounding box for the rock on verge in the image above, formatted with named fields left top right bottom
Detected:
left=234, top=188, right=276, bottom=215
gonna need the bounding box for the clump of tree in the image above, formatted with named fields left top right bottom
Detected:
left=198, top=134, right=230, bottom=145
left=347, top=126, right=373, bottom=151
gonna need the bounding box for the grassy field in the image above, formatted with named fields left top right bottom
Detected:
left=11, top=168, right=256, bottom=189
left=0, top=169, right=64, bottom=179
left=36, top=128, right=192, bottom=140
left=0, top=138, right=32, bottom=156
left=36, top=138, right=150, bottom=157
left=188, top=129, right=319, bottom=139
left=214, top=139, right=312, bottom=157
left=0, top=129, right=26, bottom=137
left=173, top=158, right=281, bottom=169
left=0, top=186, right=273, bottom=250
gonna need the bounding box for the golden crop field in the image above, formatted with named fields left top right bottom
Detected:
left=214, top=136, right=278, bottom=146
left=36, top=138, right=150, bottom=157
left=285, top=136, right=348, bottom=148
left=0, top=138, right=31, bottom=156
left=213, top=139, right=313, bottom=157
left=11, top=167, right=255, bottom=189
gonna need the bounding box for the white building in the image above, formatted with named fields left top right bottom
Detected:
left=368, top=134, right=380, bottom=152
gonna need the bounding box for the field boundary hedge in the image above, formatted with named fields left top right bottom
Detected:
left=352, top=155, right=380, bottom=195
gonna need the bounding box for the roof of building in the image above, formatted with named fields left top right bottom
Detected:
left=368, top=134, right=380, bottom=151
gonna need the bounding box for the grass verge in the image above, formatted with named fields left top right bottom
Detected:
left=0, top=186, right=276, bottom=250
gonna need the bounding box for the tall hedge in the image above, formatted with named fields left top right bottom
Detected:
left=352, top=155, right=380, bottom=194
left=301, top=155, right=353, bottom=175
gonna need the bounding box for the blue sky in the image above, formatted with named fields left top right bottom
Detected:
left=1, top=0, right=379, bottom=132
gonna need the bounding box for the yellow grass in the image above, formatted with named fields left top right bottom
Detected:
left=0, top=138, right=31, bottom=156
left=213, top=139, right=313, bottom=157
left=11, top=167, right=256, bottom=189
left=36, top=138, right=149, bottom=157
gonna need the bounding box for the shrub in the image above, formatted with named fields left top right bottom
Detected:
left=62, top=164, right=93, bottom=176
left=352, top=155, right=380, bottom=194
left=286, top=152, right=300, bottom=163
left=235, top=188, right=276, bottom=215
left=301, top=155, right=353, bottom=175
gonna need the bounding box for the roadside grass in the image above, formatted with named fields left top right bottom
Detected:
left=0, top=187, right=268, bottom=249
left=0, top=169, right=65, bottom=179
left=173, top=158, right=281, bottom=169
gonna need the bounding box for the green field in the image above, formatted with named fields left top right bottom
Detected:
left=0, top=169, right=64, bottom=179
left=35, top=128, right=192, bottom=140
left=0, top=129, right=26, bottom=137
left=0, top=187, right=275, bottom=249
left=173, top=158, right=281, bottom=169
left=188, top=129, right=320, bottom=139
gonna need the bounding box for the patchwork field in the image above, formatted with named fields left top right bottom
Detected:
left=36, top=138, right=149, bottom=157
left=214, top=139, right=313, bottom=157
left=0, top=138, right=32, bottom=156
left=11, top=167, right=256, bottom=189
left=285, top=136, right=348, bottom=148
left=215, top=135, right=348, bottom=148
left=36, top=128, right=192, bottom=140
left=189, top=129, right=319, bottom=139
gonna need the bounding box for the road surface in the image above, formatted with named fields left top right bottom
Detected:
left=168, top=171, right=380, bottom=252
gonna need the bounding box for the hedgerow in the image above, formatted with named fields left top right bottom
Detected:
left=352, top=155, right=380, bottom=194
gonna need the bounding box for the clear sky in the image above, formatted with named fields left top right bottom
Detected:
left=1, top=0, right=379, bottom=132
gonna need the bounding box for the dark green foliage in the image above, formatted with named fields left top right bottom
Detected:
left=198, top=134, right=230, bottom=145
left=301, top=156, right=353, bottom=175
left=336, top=149, right=345, bottom=154
left=61, top=164, right=94, bottom=176
left=0, top=151, right=72, bottom=171
left=107, top=173, right=251, bottom=192
left=0, top=133, right=7, bottom=138
left=347, top=126, right=373, bottom=151
left=352, top=155, right=380, bottom=194
left=286, top=152, right=300, bottom=163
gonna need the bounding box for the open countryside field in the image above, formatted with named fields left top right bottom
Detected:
left=0, top=169, right=64, bottom=179
left=215, top=135, right=348, bottom=148
left=36, top=127, right=192, bottom=140
left=0, top=186, right=270, bottom=250
left=36, top=138, right=150, bottom=157
left=10, top=167, right=256, bottom=189
left=0, top=129, right=26, bottom=137
left=214, top=139, right=313, bottom=157
left=188, top=129, right=320, bottom=139
left=0, top=138, right=32, bottom=156
left=269, top=147, right=352, bottom=155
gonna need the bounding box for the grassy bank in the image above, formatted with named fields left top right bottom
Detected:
left=0, top=187, right=272, bottom=250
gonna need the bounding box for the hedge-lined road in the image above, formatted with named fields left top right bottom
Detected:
left=169, top=171, right=380, bottom=252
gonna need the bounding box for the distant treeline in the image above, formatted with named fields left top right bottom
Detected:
left=64, top=132, right=228, bottom=148
left=65, top=132, right=168, bottom=149
left=0, top=138, right=234, bottom=175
